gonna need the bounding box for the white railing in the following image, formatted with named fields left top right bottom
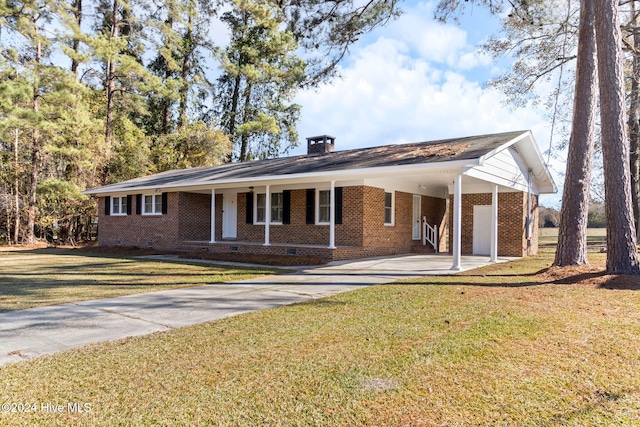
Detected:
left=422, top=216, right=438, bottom=252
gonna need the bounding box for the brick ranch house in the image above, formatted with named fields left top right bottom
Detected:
left=84, top=130, right=556, bottom=270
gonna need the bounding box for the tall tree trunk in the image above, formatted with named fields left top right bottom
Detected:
left=13, top=129, right=20, bottom=245
left=71, top=0, right=82, bottom=79
left=239, top=82, right=252, bottom=162
left=178, top=3, right=193, bottom=130
left=26, top=31, right=42, bottom=245
left=594, top=0, right=640, bottom=274
left=554, top=0, right=597, bottom=266
left=105, top=0, right=120, bottom=156
left=629, top=2, right=640, bottom=240
left=161, top=15, right=174, bottom=134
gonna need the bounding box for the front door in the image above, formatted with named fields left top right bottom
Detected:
left=412, top=195, right=421, bottom=240
left=473, top=205, right=492, bottom=255
left=222, top=193, right=237, bottom=239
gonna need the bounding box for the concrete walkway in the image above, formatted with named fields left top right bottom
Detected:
left=0, top=254, right=508, bottom=366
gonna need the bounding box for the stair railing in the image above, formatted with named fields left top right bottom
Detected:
left=422, top=216, right=438, bottom=252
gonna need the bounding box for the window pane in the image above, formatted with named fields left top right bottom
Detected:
left=271, top=193, right=283, bottom=222
left=112, top=197, right=120, bottom=214
left=145, top=195, right=153, bottom=213
left=319, top=206, right=330, bottom=223
left=154, top=195, right=162, bottom=214
left=257, top=194, right=265, bottom=222
left=384, top=192, right=392, bottom=208
left=319, top=190, right=330, bottom=206
left=121, top=197, right=127, bottom=214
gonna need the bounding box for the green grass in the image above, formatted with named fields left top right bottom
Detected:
left=1, top=246, right=639, bottom=426
left=0, top=248, right=283, bottom=312
left=539, top=227, right=606, bottom=245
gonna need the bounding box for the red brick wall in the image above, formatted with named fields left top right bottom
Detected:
left=178, top=193, right=211, bottom=241
left=362, top=188, right=413, bottom=253
left=98, top=193, right=180, bottom=249
left=447, top=191, right=539, bottom=257
left=236, top=188, right=363, bottom=246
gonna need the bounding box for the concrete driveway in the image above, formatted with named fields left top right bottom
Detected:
left=0, top=254, right=507, bottom=366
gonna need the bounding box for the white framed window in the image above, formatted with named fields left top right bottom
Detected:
left=384, top=191, right=394, bottom=225
left=143, top=194, right=162, bottom=215
left=255, top=193, right=283, bottom=224
left=111, top=196, right=128, bottom=216
left=317, top=190, right=330, bottom=224
left=271, top=193, right=283, bottom=223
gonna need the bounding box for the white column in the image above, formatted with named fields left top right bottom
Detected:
left=329, top=180, right=336, bottom=249
left=264, top=185, right=271, bottom=246
left=209, top=189, right=216, bottom=243
left=451, top=174, right=462, bottom=271
left=490, top=184, right=498, bottom=263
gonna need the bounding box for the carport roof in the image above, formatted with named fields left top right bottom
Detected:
left=84, top=130, right=554, bottom=194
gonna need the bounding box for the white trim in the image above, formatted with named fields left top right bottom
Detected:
left=254, top=192, right=283, bottom=225
left=490, top=184, right=498, bottom=262
left=141, top=194, right=162, bottom=215
left=110, top=196, right=128, bottom=216
left=329, top=181, right=336, bottom=249
left=451, top=175, right=462, bottom=271
left=210, top=189, right=216, bottom=243
left=316, top=189, right=331, bottom=225
left=264, top=185, right=270, bottom=246
left=384, top=191, right=395, bottom=226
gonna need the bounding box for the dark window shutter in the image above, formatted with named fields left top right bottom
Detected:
left=335, top=187, right=343, bottom=225
left=283, top=190, right=291, bottom=224
left=136, top=194, right=142, bottom=215
left=246, top=192, right=254, bottom=224
left=104, top=196, right=111, bottom=216
left=306, top=189, right=315, bottom=224
left=126, top=195, right=132, bottom=215
left=161, top=193, right=168, bottom=214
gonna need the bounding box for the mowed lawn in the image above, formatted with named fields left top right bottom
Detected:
left=0, top=248, right=283, bottom=312
left=1, top=244, right=639, bottom=426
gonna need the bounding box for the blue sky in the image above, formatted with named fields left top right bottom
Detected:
left=292, top=1, right=562, bottom=207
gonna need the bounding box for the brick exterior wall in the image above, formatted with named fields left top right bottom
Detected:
left=447, top=191, right=539, bottom=257
left=96, top=186, right=535, bottom=260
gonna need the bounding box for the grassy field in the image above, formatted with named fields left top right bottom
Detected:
left=0, top=248, right=282, bottom=312
left=538, top=227, right=606, bottom=245
left=1, top=246, right=639, bottom=426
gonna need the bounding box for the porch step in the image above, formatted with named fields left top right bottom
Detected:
left=411, top=244, right=436, bottom=254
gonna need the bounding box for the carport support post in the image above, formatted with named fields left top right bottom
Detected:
left=490, top=184, right=498, bottom=262
left=264, top=184, right=271, bottom=246
left=210, top=189, right=216, bottom=243
left=451, top=174, right=462, bottom=271
left=329, top=180, right=336, bottom=249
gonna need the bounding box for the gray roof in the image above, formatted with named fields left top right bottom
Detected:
left=85, top=131, right=528, bottom=194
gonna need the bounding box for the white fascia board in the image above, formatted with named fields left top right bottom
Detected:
left=477, top=131, right=530, bottom=165
left=463, top=167, right=531, bottom=193
left=83, top=159, right=479, bottom=195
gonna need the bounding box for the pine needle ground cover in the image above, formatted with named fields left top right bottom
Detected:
left=1, top=245, right=639, bottom=426
left=0, top=248, right=282, bottom=312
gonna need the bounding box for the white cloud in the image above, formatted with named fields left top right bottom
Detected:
left=292, top=1, right=561, bottom=205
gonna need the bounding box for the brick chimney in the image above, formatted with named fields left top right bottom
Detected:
left=307, top=135, right=335, bottom=154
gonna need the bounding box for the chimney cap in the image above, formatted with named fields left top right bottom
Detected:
left=306, top=135, right=336, bottom=154
left=306, top=135, right=336, bottom=142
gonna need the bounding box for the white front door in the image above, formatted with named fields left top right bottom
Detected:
left=473, top=205, right=492, bottom=255
left=222, top=193, right=237, bottom=239
left=412, top=195, right=421, bottom=240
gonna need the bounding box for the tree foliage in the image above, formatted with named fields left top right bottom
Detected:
left=0, top=0, right=399, bottom=244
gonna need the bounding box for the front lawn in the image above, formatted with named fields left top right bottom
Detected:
left=1, top=247, right=639, bottom=426
left=0, top=248, right=283, bottom=312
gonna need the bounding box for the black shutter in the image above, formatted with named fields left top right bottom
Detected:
left=335, top=187, right=343, bottom=225
left=161, top=192, right=168, bottom=214
left=126, top=195, right=132, bottom=215
left=306, top=189, right=315, bottom=224
left=136, top=194, right=142, bottom=215
left=104, top=196, right=111, bottom=216
left=246, top=192, right=254, bottom=224
left=283, top=190, right=291, bottom=224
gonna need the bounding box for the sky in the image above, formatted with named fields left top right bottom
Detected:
left=291, top=1, right=563, bottom=207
